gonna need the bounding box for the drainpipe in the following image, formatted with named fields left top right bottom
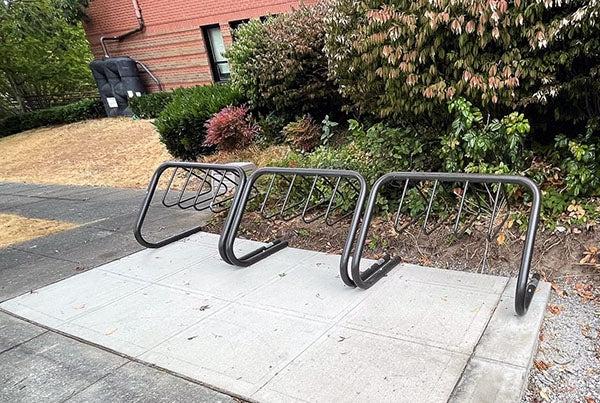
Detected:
left=100, top=0, right=145, bottom=58
left=98, top=0, right=163, bottom=91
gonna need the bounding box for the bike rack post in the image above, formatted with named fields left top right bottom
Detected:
left=222, top=167, right=367, bottom=285
left=350, top=172, right=542, bottom=316
left=134, top=161, right=247, bottom=264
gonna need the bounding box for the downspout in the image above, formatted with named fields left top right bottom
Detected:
left=98, top=0, right=163, bottom=91
left=100, top=0, right=144, bottom=58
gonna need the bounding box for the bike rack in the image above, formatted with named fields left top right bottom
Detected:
left=221, top=167, right=367, bottom=286
left=348, top=172, right=542, bottom=316
left=134, top=161, right=247, bottom=264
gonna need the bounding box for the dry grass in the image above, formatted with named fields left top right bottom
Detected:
left=0, top=213, right=78, bottom=248
left=0, top=118, right=171, bottom=188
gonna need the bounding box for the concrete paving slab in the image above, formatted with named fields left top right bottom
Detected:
left=241, top=253, right=372, bottom=321
left=255, top=326, right=469, bottom=403
left=158, top=246, right=318, bottom=300
left=0, top=311, right=45, bottom=353
left=99, top=240, right=217, bottom=282
left=0, top=331, right=127, bottom=402
left=141, top=303, right=330, bottom=397
left=449, top=358, right=527, bottom=403
left=67, top=361, right=235, bottom=403
left=473, top=279, right=551, bottom=368
left=59, top=284, right=228, bottom=357
left=0, top=232, right=550, bottom=402
left=341, top=267, right=507, bottom=354
left=1, top=270, right=147, bottom=327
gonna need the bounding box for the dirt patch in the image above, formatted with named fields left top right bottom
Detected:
left=205, top=211, right=599, bottom=281
left=0, top=117, right=171, bottom=188
left=0, top=213, right=78, bottom=248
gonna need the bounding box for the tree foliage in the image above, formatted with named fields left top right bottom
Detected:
left=324, top=0, right=600, bottom=130
left=0, top=0, right=94, bottom=116
left=227, top=3, right=337, bottom=118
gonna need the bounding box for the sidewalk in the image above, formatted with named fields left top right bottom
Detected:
left=0, top=181, right=229, bottom=402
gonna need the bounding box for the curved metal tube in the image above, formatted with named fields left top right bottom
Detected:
left=222, top=167, right=367, bottom=283
left=349, top=172, right=542, bottom=316
left=134, top=161, right=247, bottom=266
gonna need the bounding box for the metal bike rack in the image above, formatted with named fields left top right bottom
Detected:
left=348, top=172, right=542, bottom=316
left=221, top=167, right=367, bottom=285
left=134, top=161, right=247, bottom=264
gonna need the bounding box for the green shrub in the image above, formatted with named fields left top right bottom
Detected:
left=283, top=116, right=322, bottom=153
left=255, top=113, right=286, bottom=146
left=323, top=0, right=599, bottom=131
left=227, top=2, right=338, bottom=118
left=440, top=98, right=530, bottom=173
left=554, top=119, right=600, bottom=197
left=0, top=98, right=104, bottom=137
left=129, top=91, right=174, bottom=119
left=154, top=84, right=243, bottom=160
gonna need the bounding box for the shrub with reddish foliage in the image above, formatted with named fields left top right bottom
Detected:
left=283, top=115, right=321, bottom=153
left=203, top=105, right=260, bottom=151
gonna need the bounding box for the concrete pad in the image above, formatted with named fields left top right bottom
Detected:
left=67, top=361, right=235, bottom=403
left=1, top=270, right=147, bottom=327
left=99, top=240, right=217, bottom=282
left=341, top=266, right=507, bottom=354
left=58, top=284, right=228, bottom=356
left=449, top=358, right=527, bottom=403
left=0, top=232, right=550, bottom=402
left=0, top=331, right=127, bottom=402
left=0, top=311, right=45, bottom=353
left=473, top=279, right=551, bottom=368
left=141, top=303, right=329, bottom=397
left=255, top=326, right=468, bottom=403
left=242, top=253, right=371, bottom=321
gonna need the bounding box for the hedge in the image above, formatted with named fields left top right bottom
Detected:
left=0, top=98, right=104, bottom=138
left=129, top=91, right=175, bottom=119
left=154, top=84, right=243, bottom=160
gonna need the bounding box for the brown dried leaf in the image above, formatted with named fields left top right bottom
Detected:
left=548, top=304, right=561, bottom=315
left=534, top=360, right=550, bottom=371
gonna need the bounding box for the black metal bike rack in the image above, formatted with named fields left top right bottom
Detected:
left=347, top=172, right=542, bottom=316
left=221, top=167, right=367, bottom=285
left=134, top=161, right=247, bottom=264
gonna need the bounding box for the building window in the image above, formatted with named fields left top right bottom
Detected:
left=202, top=25, right=230, bottom=82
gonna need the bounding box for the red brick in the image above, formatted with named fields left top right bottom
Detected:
left=84, top=0, right=316, bottom=91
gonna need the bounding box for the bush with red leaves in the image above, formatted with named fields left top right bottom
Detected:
left=203, top=105, right=260, bottom=151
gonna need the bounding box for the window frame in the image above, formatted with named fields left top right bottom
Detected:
left=201, top=24, right=230, bottom=83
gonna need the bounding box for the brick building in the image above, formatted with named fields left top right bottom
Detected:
left=83, top=0, right=315, bottom=92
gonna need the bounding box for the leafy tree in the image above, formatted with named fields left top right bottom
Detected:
left=324, top=0, right=599, bottom=132
left=0, top=0, right=94, bottom=116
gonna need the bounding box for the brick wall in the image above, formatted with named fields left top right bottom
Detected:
left=84, top=0, right=316, bottom=92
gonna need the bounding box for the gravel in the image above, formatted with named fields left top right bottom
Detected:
left=523, top=277, right=600, bottom=402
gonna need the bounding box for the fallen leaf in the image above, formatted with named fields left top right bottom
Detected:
left=585, top=397, right=596, bottom=403
left=534, top=360, right=550, bottom=371
left=574, top=283, right=595, bottom=301
left=548, top=304, right=561, bottom=315
left=496, top=232, right=506, bottom=245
